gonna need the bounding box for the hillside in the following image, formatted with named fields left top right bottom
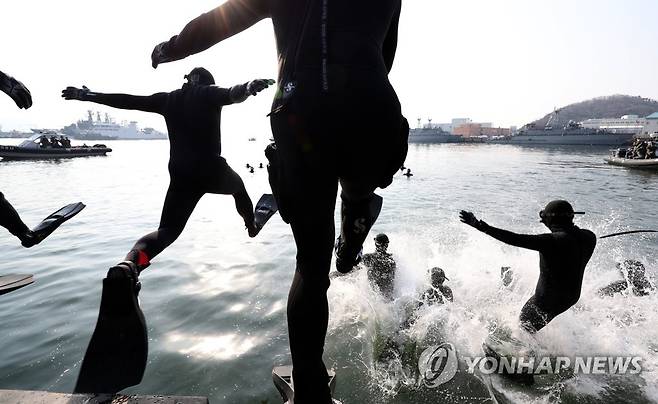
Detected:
left=532, top=95, right=658, bottom=127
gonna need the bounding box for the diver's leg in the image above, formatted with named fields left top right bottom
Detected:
left=519, top=296, right=551, bottom=334
left=206, top=158, right=255, bottom=232
left=123, top=183, right=202, bottom=272
left=0, top=192, right=32, bottom=244
left=287, top=184, right=337, bottom=404
left=334, top=180, right=381, bottom=273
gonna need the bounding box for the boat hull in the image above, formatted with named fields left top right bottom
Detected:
left=0, top=145, right=111, bottom=160
left=604, top=157, right=658, bottom=168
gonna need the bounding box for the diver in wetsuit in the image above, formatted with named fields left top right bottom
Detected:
left=460, top=200, right=597, bottom=334
left=1, top=72, right=83, bottom=249
left=362, top=233, right=396, bottom=300
left=150, top=2, right=407, bottom=402
left=0, top=192, right=37, bottom=247
left=421, top=267, right=453, bottom=305
left=598, top=260, right=654, bottom=297
left=62, top=68, right=274, bottom=277
left=1, top=72, right=33, bottom=245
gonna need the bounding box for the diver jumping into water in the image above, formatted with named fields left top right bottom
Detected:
left=66, top=69, right=273, bottom=394
left=1, top=71, right=84, bottom=249
left=460, top=200, right=597, bottom=334
left=151, top=2, right=408, bottom=402
left=62, top=69, right=273, bottom=275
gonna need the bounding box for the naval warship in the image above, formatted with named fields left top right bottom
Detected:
left=494, top=109, right=635, bottom=146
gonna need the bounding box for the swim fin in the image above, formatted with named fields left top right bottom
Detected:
left=335, top=194, right=383, bottom=273
left=0, top=274, right=34, bottom=296
left=74, top=264, right=147, bottom=394
left=272, top=366, right=336, bottom=404
left=249, top=194, right=278, bottom=238
left=22, top=202, right=85, bottom=248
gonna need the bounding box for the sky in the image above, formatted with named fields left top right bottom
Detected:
left=1, top=0, right=658, bottom=133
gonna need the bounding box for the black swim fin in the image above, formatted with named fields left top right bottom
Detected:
left=249, top=194, right=279, bottom=238
left=74, top=264, right=147, bottom=394
left=22, top=202, right=85, bottom=248
left=335, top=194, right=383, bottom=274
left=0, top=274, right=34, bottom=296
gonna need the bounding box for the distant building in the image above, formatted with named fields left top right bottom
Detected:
left=580, top=115, right=647, bottom=134
left=642, top=112, right=658, bottom=135
left=417, top=117, right=509, bottom=136
left=453, top=123, right=510, bottom=137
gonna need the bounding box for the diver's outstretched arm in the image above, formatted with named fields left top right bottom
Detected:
left=62, top=86, right=167, bottom=114
left=0, top=70, right=32, bottom=109
left=459, top=210, right=550, bottom=252
left=203, top=79, right=275, bottom=106
left=151, top=0, right=269, bottom=68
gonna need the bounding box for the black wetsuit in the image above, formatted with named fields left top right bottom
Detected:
left=422, top=285, right=453, bottom=305
left=0, top=71, right=11, bottom=97
left=0, top=192, right=30, bottom=242
left=363, top=251, right=396, bottom=300
left=84, top=84, right=254, bottom=265
left=161, top=2, right=406, bottom=401
left=479, top=222, right=597, bottom=333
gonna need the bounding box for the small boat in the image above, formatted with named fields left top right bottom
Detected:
left=605, top=149, right=658, bottom=168
left=0, top=134, right=111, bottom=160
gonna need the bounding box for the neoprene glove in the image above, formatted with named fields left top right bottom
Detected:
left=61, top=86, right=90, bottom=101
left=459, top=210, right=486, bottom=231
left=151, top=37, right=177, bottom=69
left=247, top=79, right=276, bottom=96
left=2, top=75, right=32, bottom=109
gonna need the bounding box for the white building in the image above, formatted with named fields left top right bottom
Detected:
left=416, top=117, right=499, bottom=133
left=641, top=112, right=658, bottom=135
left=580, top=115, right=647, bottom=134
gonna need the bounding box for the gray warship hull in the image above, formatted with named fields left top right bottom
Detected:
left=408, top=128, right=463, bottom=144
left=492, top=130, right=635, bottom=146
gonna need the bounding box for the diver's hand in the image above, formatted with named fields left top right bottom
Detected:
left=459, top=211, right=482, bottom=229
left=151, top=40, right=174, bottom=69
left=61, top=86, right=90, bottom=101
left=246, top=79, right=275, bottom=96
left=4, top=76, right=32, bottom=109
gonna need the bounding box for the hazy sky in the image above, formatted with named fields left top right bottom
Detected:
left=2, top=0, right=657, bottom=133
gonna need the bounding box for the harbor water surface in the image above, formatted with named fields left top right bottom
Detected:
left=1, top=139, right=657, bottom=403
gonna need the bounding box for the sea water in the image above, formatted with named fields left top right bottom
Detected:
left=1, top=139, right=656, bottom=403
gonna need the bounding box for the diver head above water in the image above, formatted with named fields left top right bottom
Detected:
left=620, top=260, right=652, bottom=292
left=430, top=266, right=449, bottom=288
left=374, top=233, right=389, bottom=253
left=539, top=200, right=585, bottom=230
left=183, top=67, right=215, bottom=87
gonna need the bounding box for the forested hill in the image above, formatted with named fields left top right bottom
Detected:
left=532, top=95, right=658, bottom=127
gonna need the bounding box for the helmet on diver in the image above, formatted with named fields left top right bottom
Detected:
left=184, top=67, right=215, bottom=86
left=430, top=267, right=449, bottom=285
left=539, top=200, right=584, bottom=225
